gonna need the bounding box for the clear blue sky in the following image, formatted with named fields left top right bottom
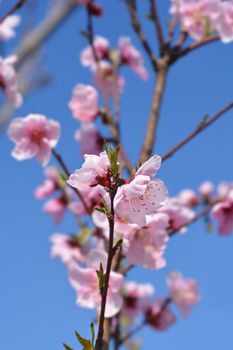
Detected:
left=0, top=1, right=233, bottom=349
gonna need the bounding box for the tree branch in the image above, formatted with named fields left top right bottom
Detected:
left=149, top=0, right=164, bottom=51
left=0, top=0, right=27, bottom=24
left=139, top=60, right=169, bottom=164
left=125, top=0, right=158, bottom=72
left=162, top=101, right=233, bottom=162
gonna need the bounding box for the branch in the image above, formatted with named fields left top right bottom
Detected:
left=95, top=191, right=117, bottom=350
left=52, top=149, right=91, bottom=215
left=139, top=60, right=169, bottom=164
left=149, top=0, right=164, bottom=51
left=125, top=0, right=158, bottom=72
left=171, top=34, right=220, bottom=64
left=0, top=0, right=27, bottom=24
left=162, top=101, right=233, bottom=162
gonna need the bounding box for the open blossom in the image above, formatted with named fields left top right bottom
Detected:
left=167, top=271, right=200, bottom=317
left=0, top=55, right=22, bottom=107
left=67, top=151, right=110, bottom=190
left=68, top=250, right=124, bottom=317
left=211, top=190, right=233, bottom=236
left=115, top=155, right=168, bottom=226
left=145, top=298, right=176, bottom=331
left=69, top=84, right=99, bottom=122
left=0, top=15, right=21, bottom=41
left=50, top=233, right=86, bottom=266
left=43, top=196, right=68, bottom=223
left=159, top=199, right=195, bottom=233
left=217, top=1, right=233, bottom=43
left=94, top=60, right=125, bottom=96
left=123, top=282, right=155, bottom=320
left=124, top=213, right=169, bottom=269
left=8, top=113, right=60, bottom=166
left=75, top=123, right=102, bottom=156
left=80, top=36, right=109, bottom=68
left=170, top=0, right=220, bottom=40
left=34, top=167, right=60, bottom=199
left=119, top=37, right=148, bottom=79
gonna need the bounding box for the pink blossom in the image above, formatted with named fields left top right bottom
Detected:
left=0, top=55, right=22, bottom=107
left=123, top=282, right=155, bottom=320
left=70, top=185, right=106, bottom=215
left=0, top=15, right=21, bottom=41
left=68, top=249, right=124, bottom=317
left=177, top=189, right=198, bottom=207
left=159, top=199, right=195, bottom=233
left=170, top=0, right=220, bottom=40
left=75, top=123, right=102, bottom=155
left=167, top=271, right=200, bottom=316
left=145, top=298, right=176, bottom=331
left=43, top=197, right=68, bottom=223
left=198, top=181, right=214, bottom=197
left=80, top=36, right=109, bottom=68
left=8, top=113, right=60, bottom=166
left=94, top=60, right=125, bottom=96
left=217, top=182, right=233, bottom=199
left=124, top=213, right=169, bottom=269
left=217, top=1, right=233, bottom=43
left=50, top=233, right=86, bottom=266
left=212, top=190, right=233, bottom=236
left=119, top=37, right=148, bottom=79
left=69, top=84, right=99, bottom=122
left=67, top=151, right=110, bottom=190
left=34, top=167, right=60, bottom=199
left=115, top=155, right=168, bottom=226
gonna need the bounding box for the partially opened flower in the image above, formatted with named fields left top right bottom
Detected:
left=67, top=151, right=110, bottom=190
left=167, top=271, right=200, bottom=316
left=80, top=36, right=109, bottom=68
left=69, top=84, right=99, bottom=122
left=212, top=190, right=233, bottom=236
left=68, top=249, right=124, bottom=317
left=115, top=155, right=168, bottom=226
left=8, top=113, right=60, bottom=166
left=119, top=37, right=148, bottom=79
left=145, top=298, right=176, bottom=331
left=34, top=167, right=61, bottom=199
left=218, top=1, right=233, bottom=43
left=0, top=15, right=21, bottom=41
left=50, top=233, right=86, bottom=266
left=0, top=55, right=22, bottom=107
left=43, top=196, right=68, bottom=224
left=75, top=123, right=102, bottom=155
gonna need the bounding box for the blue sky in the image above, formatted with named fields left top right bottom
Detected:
left=0, top=1, right=233, bottom=349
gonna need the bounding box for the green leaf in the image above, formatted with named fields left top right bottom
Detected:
left=75, top=331, right=91, bottom=350
left=63, top=343, right=74, bottom=350
left=90, top=323, right=95, bottom=347
left=96, top=262, right=105, bottom=290
left=113, top=239, right=123, bottom=253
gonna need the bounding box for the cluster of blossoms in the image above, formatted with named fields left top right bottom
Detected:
left=170, top=0, right=233, bottom=43
left=0, top=15, right=22, bottom=107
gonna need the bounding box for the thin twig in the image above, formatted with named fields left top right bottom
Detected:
left=95, top=191, right=117, bottom=350
left=0, top=0, right=27, bottom=24
left=125, top=0, right=158, bottom=72
left=162, top=101, right=233, bottom=162
left=171, top=34, right=220, bottom=64
left=52, top=149, right=91, bottom=215
left=149, top=0, right=164, bottom=51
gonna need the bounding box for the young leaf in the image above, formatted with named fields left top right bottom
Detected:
left=63, top=343, right=74, bottom=350
left=75, top=331, right=91, bottom=350
left=90, top=322, right=95, bottom=347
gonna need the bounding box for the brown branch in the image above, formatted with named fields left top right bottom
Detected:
left=0, top=0, right=27, bottom=24
left=125, top=0, right=158, bottom=72
left=95, top=190, right=117, bottom=350
left=149, top=0, right=164, bottom=51
left=171, top=34, right=220, bottom=64
left=162, top=101, right=233, bottom=162
left=52, top=149, right=91, bottom=215
left=139, top=60, right=169, bottom=164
